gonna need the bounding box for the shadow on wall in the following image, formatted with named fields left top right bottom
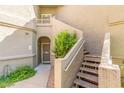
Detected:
left=0, top=18, right=36, bottom=75
left=0, top=19, right=36, bottom=57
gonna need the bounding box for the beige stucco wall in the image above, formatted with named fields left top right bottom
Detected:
left=56, top=6, right=107, bottom=55
left=0, top=5, right=37, bottom=75
left=0, top=56, right=34, bottom=76
left=55, top=6, right=124, bottom=61
left=40, top=7, right=58, bottom=16
left=61, top=45, right=84, bottom=87
left=52, top=18, right=83, bottom=39
left=0, top=27, right=34, bottom=57
left=54, top=38, right=84, bottom=88
left=110, top=25, right=124, bottom=58
left=0, top=5, right=36, bottom=58
left=0, top=26, right=36, bottom=75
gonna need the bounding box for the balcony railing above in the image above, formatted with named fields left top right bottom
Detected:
left=36, top=19, right=52, bottom=26
left=36, top=14, right=52, bottom=26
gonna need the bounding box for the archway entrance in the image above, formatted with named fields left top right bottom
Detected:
left=38, top=36, right=51, bottom=64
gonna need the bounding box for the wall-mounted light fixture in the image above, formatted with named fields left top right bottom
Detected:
left=25, top=32, right=29, bottom=35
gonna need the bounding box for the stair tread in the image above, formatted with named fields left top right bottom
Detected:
left=77, top=72, right=98, bottom=83
left=74, top=79, right=98, bottom=88
left=80, top=67, right=98, bottom=75
left=84, top=57, right=101, bottom=63
left=82, top=62, right=99, bottom=67
left=84, top=51, right=89, bottom=54
left=85, top=54, right=101, bottom=58
left=72, top=85, right=76, bottom=88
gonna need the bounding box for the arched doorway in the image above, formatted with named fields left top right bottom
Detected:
left=38, top=36, right=51, bottom=65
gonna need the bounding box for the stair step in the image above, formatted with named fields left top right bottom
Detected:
left=84, top=51, right=90, bottom=54
left=80, top=67, right=98, bottom=75
left=84, top=57, right=101, bottom=63
left=85, top=54, right=101, bottom=58
left=72, top=85, right=76, bottom=88
left=77, top=72, right=98, bottom=84
left=74, top=79, right=98, bottom=88
left=82, top=62, right=99, bottom=68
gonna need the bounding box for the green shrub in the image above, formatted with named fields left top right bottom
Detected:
left=53, top=30, right=77, bottom=58
left=121, top=59, right=124, bottom=87
left=0, top=66, right=36, bottom=88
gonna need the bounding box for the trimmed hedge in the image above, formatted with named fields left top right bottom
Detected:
left=53, top=30, right=77, bottom=58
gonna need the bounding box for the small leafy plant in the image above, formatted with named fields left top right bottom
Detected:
left=0, top=66, right=36, bottom=88
left=121, top=59, right=124, bottom=87
left=53, top=30, right=77, bottom=58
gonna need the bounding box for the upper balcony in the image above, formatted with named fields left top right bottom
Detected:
left=36, top=14, right=52, bottom=27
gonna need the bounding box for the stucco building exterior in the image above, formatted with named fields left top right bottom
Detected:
left=0, top=5, right=123, bottom=88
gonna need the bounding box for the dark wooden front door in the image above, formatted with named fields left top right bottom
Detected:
left=42, top=43, right=50, bottom=63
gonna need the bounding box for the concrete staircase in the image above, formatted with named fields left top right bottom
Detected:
left=72, top=50, right=101, bottom=88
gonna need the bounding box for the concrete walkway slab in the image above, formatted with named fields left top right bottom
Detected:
left=9, top=64, right=51, bottom=88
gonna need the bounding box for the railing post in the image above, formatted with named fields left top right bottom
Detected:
left=51, top=52, right=55, bottom=67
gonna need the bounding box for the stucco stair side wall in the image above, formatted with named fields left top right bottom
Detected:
left=61, top=47, right=84, bottom=88
left=54, top=59, right=62, bottom=88
left=98, top=64, right=121, bottom=88
left=54, top=43, right=84, bottom=88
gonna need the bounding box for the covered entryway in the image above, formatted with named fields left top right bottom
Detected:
left=38, top=36, right=51, bottom=65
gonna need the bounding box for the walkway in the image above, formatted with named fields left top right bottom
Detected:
left=9, top=64, right=51, bottom=88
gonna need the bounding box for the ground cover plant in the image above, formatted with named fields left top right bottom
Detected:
left=121, top=59, right=124, bottom=87
left=0, top=65, right=36, bottom=88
